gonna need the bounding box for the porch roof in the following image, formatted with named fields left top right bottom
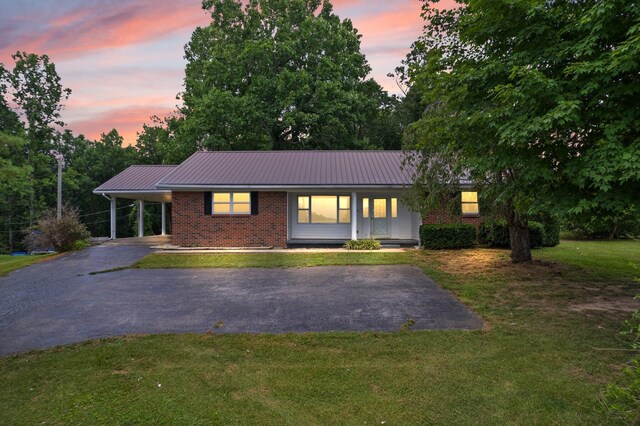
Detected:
left=93, top=165, right=176, bottom=202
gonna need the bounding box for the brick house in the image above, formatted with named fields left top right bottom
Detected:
left=94, top=151, right=480, bottom=247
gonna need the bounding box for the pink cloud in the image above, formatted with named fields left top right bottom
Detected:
left=68, top=105, right=173, bottom=146
left=0, top=0, right=209, bottom=63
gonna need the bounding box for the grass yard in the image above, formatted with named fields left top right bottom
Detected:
left=134, top=251, right=414, bottom=269
left=0, top=254, right=53, bottom=277
left=1, top=241, right=639, bottom=424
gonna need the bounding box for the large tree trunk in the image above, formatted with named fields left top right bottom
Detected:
left=505, top=201, right=532, bottom=263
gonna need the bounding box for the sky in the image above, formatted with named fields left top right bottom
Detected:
left=0, top=0, right=454, bottom=145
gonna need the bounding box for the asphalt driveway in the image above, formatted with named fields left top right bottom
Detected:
left=0, top=243, right=483, bottom=356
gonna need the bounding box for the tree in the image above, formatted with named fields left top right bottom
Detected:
left=0, top=132, right=32, bottom=252
left=135, top=115, right=190, bottom=165
left=180, top=0, right=385, bottom=150
left=402, top=0, right=640, bottom=262
left=61, top=129, right=138, bottom=237
left=1, top=52, right=72, bottom=224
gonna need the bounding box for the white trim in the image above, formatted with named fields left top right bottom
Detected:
left=351, top=192, right=357, bottom=240
left=110, top=196, right=117, bottom=240
left=137, top=200, right=144, bottom=238
left=161, top=202, right=166, bottom=236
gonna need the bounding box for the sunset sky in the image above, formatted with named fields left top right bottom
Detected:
left=0, top=0, right=451, bottom=145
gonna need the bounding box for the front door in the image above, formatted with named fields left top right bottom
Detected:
left=371, top=198, right=389, bottom=238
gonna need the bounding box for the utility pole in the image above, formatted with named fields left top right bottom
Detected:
left=50, top=150, right=65, bottom=220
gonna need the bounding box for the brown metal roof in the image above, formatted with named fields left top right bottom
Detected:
left=94, top=165, right=177, bottom=192
left=157, top=151, right=417, bottom=187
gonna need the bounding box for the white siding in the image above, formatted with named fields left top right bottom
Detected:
left=288, top=193, right=351, bottom=239
left=288, top=191, right=420, bottom=241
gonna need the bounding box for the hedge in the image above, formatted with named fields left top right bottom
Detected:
left=420, top=224, right=477, bottom=249
left=478, top=220, right=510, bottom=248
left=538, top=214, right=561, bottom=247
left=479, top=219, right=558, bottom=249
left=529, top=221, right=545, bottom=249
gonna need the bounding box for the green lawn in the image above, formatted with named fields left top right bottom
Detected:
left=538, top=240, right=639, bottom=280
left=0, top=254, right=53, bottom=277
left=134, top=251, right=414, bottom=269
left=1, top=241, right=639, bottom=424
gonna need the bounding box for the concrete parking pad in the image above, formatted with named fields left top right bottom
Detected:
left=0, top=244, right=482, bottom=356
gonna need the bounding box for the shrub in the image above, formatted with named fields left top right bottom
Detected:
left=478, top=220, right=509, bottom=248
left=535, top=213, right=561, bottom=247
left=26, top=205, right=90, bottom=253
left=565, top=207, right=640, bottom=240
left=343, top=239, right=381, bottom=250
left=529, top=221, right=545, bottom=249
left=420, top=223, right=476, bottom=249
left=479, top=219, right=555, bottom=249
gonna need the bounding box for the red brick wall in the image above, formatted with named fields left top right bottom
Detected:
left=171, top=191, right=288, bottom=247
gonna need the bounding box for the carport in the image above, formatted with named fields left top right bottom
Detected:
left=93, top=165, right=176, bottom=239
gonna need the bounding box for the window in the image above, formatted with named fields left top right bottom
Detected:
left=339, top=196, right=350, bottom=223
left=461, top=191, right=479, bottom=215
left=297, top=195, right=351, bottom=224
left=212, top=192, right=251, bottom=215
left=362, top=198, right=369, bottom=218
left=391, top=198, right=398, bottom=218
left=297, top=196, right=310, bottom=223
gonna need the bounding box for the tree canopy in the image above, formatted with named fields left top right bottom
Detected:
left=179, top=0, right=392, bottom=150
left=402, top=0, right=640, bottom=262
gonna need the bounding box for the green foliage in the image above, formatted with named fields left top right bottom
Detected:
left=478, top=220, right=509, bottom=248
left=180, top=0, right=391, bottom=150
left=529, top=221, right=545, bottom=250
left=402, top=0, right=640, bottom=261
left=27, top=205, right=90, bottom=252
left=420, top=223, right=476, bottom=249
left=479, top=218, right=557, bottom=249
left=343, top=239, right=382, bottom=250
left=128, top=203, right=154, bottom=237
left=564, top=206, right=640, bottom=240
left=536, top=213, right=561, bottom=247
left=135, top=116, right=188, bottom=164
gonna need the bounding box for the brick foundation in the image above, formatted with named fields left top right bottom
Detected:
left=171, top=191, right=288, bottom=247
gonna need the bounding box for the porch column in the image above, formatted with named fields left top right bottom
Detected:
left=161, top=202, right=167, bottom=236
left=351, top=192, right=357, bottom=240
left=137, top=200, right=145, bottom=238
left=110, top=196, right=117, bottom=240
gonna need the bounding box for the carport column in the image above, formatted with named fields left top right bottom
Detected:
left=110, top=196, right=117, bottom=240
left=161, top=202, right=167, bottom=236
left=137, top=200, right=144, bottom=238
left=351, top=192, right=357, bottom=240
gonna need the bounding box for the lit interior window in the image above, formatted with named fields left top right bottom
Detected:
left=461, top=191, right=479, bottom=215
left=212, top=192, right=251, bottom=215
left=297, top=195, right=351, bottom=224
left=311, top=196, right=338, bottom=223
left=391, top=198, right=398, bottom=218
left=362, top=198, right=369, bottom=218
left=297, top=196, right=310, bottom=223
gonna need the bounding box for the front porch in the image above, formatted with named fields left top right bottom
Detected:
left=287, top=191, right=422, bottom=243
